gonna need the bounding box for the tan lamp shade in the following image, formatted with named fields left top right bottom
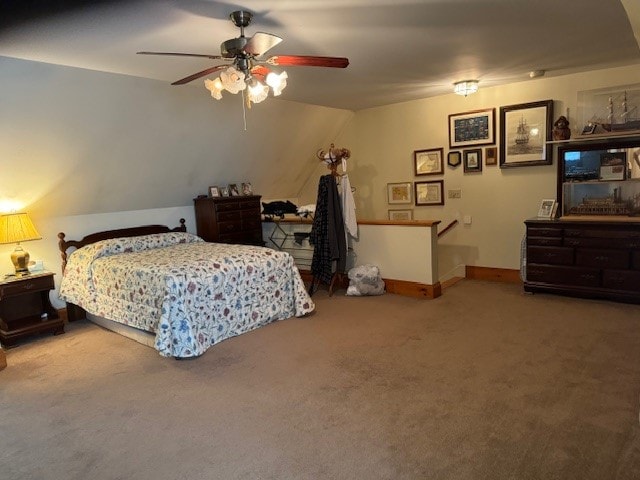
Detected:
left=0, top=212, right=42, bottom=275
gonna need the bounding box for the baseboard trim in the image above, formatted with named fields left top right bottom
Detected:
left=299, top=269, right=440, bottom=299
left=383, top=278, right=441, bottom=299
left=465, top=266, right=522, bottom=284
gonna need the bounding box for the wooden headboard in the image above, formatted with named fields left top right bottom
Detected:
left=57, top=218, right=187, bottom=273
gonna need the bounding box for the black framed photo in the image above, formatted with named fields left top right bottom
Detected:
left=485, top=147, right=498, bottom=166
left=448, top=108, right=496, bottom=149
left=414, top=148, right=444, bottom=176
left=499, top=99, right=553, bottom=168
left=447, top=151, right=462, bottom=168
left=228, top=184, right=240, bottom=196
left=414, top=180, right=444, bottom=206
left=463, top=149, right=483, bottom=173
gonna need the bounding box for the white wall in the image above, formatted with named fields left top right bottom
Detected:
left=298, top=64, right=640, bottom=279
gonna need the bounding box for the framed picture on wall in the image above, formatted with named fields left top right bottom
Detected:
left=448, top=108, right=496, bottom=149
left=463, top=149, right=483, bottom=173
left=485, top=147, right=498, bottom=165
left=499, top=99, right=553, bottom=168
left=388, top=209, right=413, bottom=221
left=415, top=180, right=444, bottom=206
left=447, top=151, right=462, bottom=168
left=387, top=182, right=412, bottom=204
left=414, top=148, right=444, bottom=176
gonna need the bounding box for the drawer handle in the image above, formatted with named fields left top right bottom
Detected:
left=544, top=253, right=557, bottom=258
left=23, top=283, right=35, bottom=290
left=580, top=274, right=596, bottom=280
left=594, top=256, right=608, bottom=262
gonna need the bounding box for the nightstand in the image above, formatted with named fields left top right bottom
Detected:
left=0, top=271, right=64, bottom=347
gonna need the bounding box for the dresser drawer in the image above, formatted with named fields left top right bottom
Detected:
left=217, top=211, right=241, bottom=222
left=527, top=246, right=574, bottom=265
left=603, top=269, right=640, bottom=292
left=242, top=218, right=262, bottom=231
left=528, top=236, right=562, bottom=247
left=215, top=201, right=241, bottom=212
left=576, top=249, right=629, bottom=269
left=239, top=200, right=260, bottom=210
left=526, top=264, right=600, bottom=287
left=527, top=227, right=562, bottom=237
left=218, top=220, right=242, bottom=234
left=0, top=275, right=54, bottom=298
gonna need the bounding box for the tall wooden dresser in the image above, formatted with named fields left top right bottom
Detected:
left=194, top=195, right=263, bottom=246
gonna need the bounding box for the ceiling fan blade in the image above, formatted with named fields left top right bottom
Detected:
left=244, top=32, right=283, bottom=56
left=171, top=65, right=228, bottom=85
left=265, top=55, right=349, bottom=68
left=137, top=51, right=224, bottom=60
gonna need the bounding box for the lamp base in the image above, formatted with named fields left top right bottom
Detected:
left=10, top=245, right=30, bottom=276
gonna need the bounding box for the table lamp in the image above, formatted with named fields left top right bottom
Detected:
left=0, top=212, right=42, bottom=276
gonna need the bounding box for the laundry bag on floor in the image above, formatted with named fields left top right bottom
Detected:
left=346, top=264, right=385, bottom=296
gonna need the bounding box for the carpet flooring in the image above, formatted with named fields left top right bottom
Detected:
left=1, top=280, right=640, bottom=480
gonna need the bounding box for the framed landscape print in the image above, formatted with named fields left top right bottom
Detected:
left=463, top=149, right=483, bottom=173
left=415, top=180, right=444, bottom=206
left=499, top=99, right=553, bottom=168
left=388, top=209, right=413, bottom=221
left=414, top=148, right=444, bottom=176
left=387, top=182, right=412, bottom=204
left=448, top=108, right=496, bottom=149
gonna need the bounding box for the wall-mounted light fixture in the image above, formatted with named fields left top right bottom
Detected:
left=453, top=80, right=479, bottom=97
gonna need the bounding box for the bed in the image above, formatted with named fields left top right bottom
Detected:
left=58, top=219, right=315, bottom=358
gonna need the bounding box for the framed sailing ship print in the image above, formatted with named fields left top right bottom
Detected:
left=499, top=100, right=553, bottom=168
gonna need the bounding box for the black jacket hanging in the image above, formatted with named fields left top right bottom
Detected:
left=309, top=174, right=346, bottom=285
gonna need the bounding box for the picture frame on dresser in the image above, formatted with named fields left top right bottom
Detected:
left=220, top=186, right=230, bottom=197
left=209, top=186, right=220, bottom=197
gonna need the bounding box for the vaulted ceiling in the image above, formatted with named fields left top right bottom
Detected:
left=1, top=0, right=639, bottom=111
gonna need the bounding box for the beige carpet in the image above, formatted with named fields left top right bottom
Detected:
left=1, top=280, right=640, bottom=480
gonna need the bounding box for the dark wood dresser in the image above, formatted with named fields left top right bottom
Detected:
left=194, top=195, right=263, bottom=245
left=524, top=218, right=640, bottom=304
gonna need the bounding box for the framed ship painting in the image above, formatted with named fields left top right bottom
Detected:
left=500, top=100, right=553, bottom=168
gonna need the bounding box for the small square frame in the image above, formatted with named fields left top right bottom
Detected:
left=485, top=147, right=498, bottom=166
left=241, top=182, right=253, bottom=195
left=228, top=184, right=240, bottom=196
left=220, top=186, right=230, bottom=197
left=537, top=199, right=556, bottom=218
left=414, top=148, right=444, bottom=176
left=415, top=180, right=444, bottom=206
left=209, top=186, right=220, bottom=197
left=463, top=149, right=483, bottom=173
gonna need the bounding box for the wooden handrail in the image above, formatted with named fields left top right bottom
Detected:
left=438, top=219, right=458, bottom=238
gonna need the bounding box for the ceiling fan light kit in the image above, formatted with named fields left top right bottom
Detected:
left=453, top=80, right=479, bottom=97
left=138, top=10, right=348, bottom=108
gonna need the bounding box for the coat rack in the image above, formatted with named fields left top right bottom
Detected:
left=316, top=143, right=351, bottom=177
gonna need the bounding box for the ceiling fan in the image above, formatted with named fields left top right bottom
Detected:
left=138, top=10, right=349, bottom=106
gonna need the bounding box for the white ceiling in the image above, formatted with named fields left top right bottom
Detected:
left=1, top=0, right=639, bottom=111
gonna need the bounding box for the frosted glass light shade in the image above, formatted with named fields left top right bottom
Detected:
left=453, top=80, right=479, bottom=96
left=204, top=77, right=224, bottom=100
left=247, top=81, right=269, bottom=104
left=220, top=67, right=246, bottom=94
left=266, top=71, right=288, bottom=96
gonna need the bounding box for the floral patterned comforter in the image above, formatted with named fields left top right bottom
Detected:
left=59, top=232, right=315, bottom=357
